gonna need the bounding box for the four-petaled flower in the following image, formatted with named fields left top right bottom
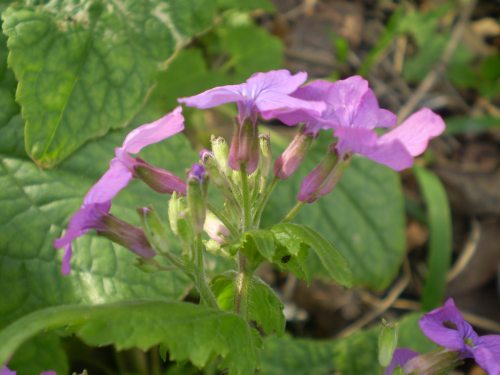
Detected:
left=54, top=107, right=185, bottom=274
left=178, top=70, right=325, bottom=125
left=385, top=348, right=419, bottom=375
left=419, top=298, right=500, bottom=375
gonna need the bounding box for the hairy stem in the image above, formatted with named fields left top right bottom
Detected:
left=253, top=176, right=279, bottom=227
left=282, top=201, right=305, bottom=223
left=193, top=234, right=218, bottom=309
left=240, top=163, right=251, bottom=231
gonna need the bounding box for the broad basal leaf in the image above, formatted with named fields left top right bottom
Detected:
left=211, top=272, right=285, bottom=336
left=263, top=133, right=405, bottom=290
left=0, top=301, right=259, bottom=375
left=0, top=114, right=197, bottom=328
left=2, top=0, right=215, bottom=167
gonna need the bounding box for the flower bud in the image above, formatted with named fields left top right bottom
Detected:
left=211, top=135, right=230, bottom=176
left=133, top=158, right=187, bottom=195
left=274, top=129, right=313, bottom=180
left=200, top=149, right=228, bottom=189
left=404, top=349, right=460, bottom=374
left=378, top=319, right=399, bottom=367
left=297, top=144, right=338, bottom=203
left=229, top=120, right=259, bottom=174
left=204, top=211, right=230, bottom=244
left=168, top=192, right=193, bottom=246
left=259, top=134, right=272, bottom=179
left=99, top=214, right=155, bottom=258
left=187, top=164, right=208, bottom=234
left=137, top=206, right=170, bottom=254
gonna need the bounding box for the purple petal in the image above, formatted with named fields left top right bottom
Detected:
left=1, top=366, right=16, bottom=375
left=247, top=69, right=308, bottom=95
left=83, top=158, right=133, bottom=205
left=385, top=348, right=419, bottom=375
left=379, top=108, right=445, bottom=156
left=178, top=84, right=245, bottom=109
left=474, top=335, right=500, bottom=375
left=53, top=202, right=110, bottom=274
left=121, top=106, right=185, bottom=154
left=378, top=109, right=398, bottom=128
left=419, top=298, right=477, bottom=353
left=258, top=92, right=325, bottom=121
left=335, top=127, right=413, bottom=171
left=40, top=371, right=57, bottom=375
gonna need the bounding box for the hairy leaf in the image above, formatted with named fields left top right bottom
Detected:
left=0, top=301, right=259, bottom=375
left=2, top=0, right=215, bottom=167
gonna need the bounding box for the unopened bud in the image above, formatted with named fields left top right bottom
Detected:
left=404, top=348, right=460, bottom=374
left=168, top=193, right=193, bottom=246
left=204, top=211, right=230, bottom=244
left=274, top=129, right=313, bottom=179
left=200, top=149, right=228, bottom=189
left=137, top=206, right=170, bottom=254
left=99, top=214, right=155, bottom=258
left=259, top=134, right=272, bottom=178
left=187, top=164, right=208, bottom=233
left=378, top=319, right=399, bottom=367
left=229, top=120, right=259, bottom=174
left=134, top=158, right=186, bottom=195
left=211, top=136, right=230, bottom=176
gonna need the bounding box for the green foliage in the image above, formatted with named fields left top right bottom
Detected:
left=0, top=116, right=198, bottom=328
left=414, top=166, right=452, bottom=310
left=216, top=0, right=275, bottom=12
left=260, top=313, right=434, bottom=375
left=264, top=134, right=406, bottom=290
left=271, top=223, right=352, bottom=287
left=9, top=334, right=69, bottom=375
left=0, top=301, right=260, bottom=375
left=445, top=116, right=500, bottom=135
left=2, top=0, right=215, bottom=167
left=211, top=272, right=285, bottom=335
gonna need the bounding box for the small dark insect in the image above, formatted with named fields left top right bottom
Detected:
left=281, top=255, right=291, bottom=263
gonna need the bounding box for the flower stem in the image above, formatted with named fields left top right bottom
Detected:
left=234, top=253, right=251, bottom=320
left=240, top=163, right=251, bottom=231
left=253, top=176, right=279, bottom=227
left=282, top=201, right=305, bottom=223
left=193, top=233, right=218, bottom=309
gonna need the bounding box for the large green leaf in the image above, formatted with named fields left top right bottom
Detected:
left=2, top=0, right=215, bottom=167
left=263, top=134, right=406, bottom=290
left=260, top=313, right=434, bottom=375
left=0, top=301, right=259, bottom=375
left=0, top=113, right=198, bottom=328
left=9, top=334, right=68, bottom=375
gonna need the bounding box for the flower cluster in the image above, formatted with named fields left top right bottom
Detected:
left=387, top=299, right=500, bottom=374
left=54, top=69, right=444, bottom=278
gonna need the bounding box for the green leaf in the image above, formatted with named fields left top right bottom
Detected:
left=216, top=0, right=275, bottom=12
left=241, top=229, right=275, bottom=264
left=0, top=301, right=259, bottom=375
left=414, top=166, right=452, bottom=310
left=271, top=223, right=352, bottom=287
left=263, top=133, right=405, bottom=290
left=9, top=334, right=68, bottom=375
left=211, top=272, right=285, bottom=336
left=0, top=116, right=198, bottom=328
left=0, top=21, right=18, bottom=130
left=445, top=116, right=500, bottom=135
left=260, top=313, right=434, bottom=375
left=2, top=0, right=215, bottom=167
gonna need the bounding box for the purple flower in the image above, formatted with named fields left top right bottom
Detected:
left=1, top=366, right=16, bottom=375
left=385, top=348, right=419, bottom=375
left=178, top=70, right=325, bottom=125
left=54, top=108, right=184, bottom=274
left=419, top=298, right=500, bottom=374
left=323, top=76, right=444, bottom=171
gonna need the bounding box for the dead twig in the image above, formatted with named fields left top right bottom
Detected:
left=447, top=218, right=481, bottom=282
left=335, top=260, right=411, bottom=338
left=397, top=0, right=478, bottom=121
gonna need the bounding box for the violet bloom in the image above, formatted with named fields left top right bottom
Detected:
left=324, top=76, right=445, bottom=171
left=54, top=108, right=185, bottom=274
left=178, top=70, right=324, bottom=125
left=385, top=348, right=419, bottom=375
left=419, top=298, right=500, bottom=374
left=179, top=70, right=325, bottom=173
left=1, top=366, right=16, bottom=375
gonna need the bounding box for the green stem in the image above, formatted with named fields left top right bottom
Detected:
left=240, top=163, right=251, bottom=231
left=234, top=253, right=252, bottom=320
left=281, top=201, right=305, bottom=223
left=193, top=234, right=218, bottom=309
left=253, top=176, right=279, bottom=227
